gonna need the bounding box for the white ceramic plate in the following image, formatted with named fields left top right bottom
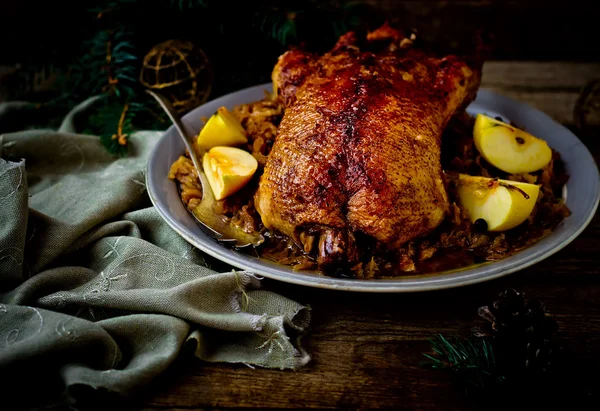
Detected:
left=146, top=83, right=600, bottom=292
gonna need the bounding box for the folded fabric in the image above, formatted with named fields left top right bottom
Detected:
left=0, top=97, right=310, bottom=407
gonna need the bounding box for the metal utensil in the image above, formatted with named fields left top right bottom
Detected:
left=147, top=89, right=265, bottom=248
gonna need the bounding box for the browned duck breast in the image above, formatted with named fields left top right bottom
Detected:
left=255, top=23, right=483, bottom=273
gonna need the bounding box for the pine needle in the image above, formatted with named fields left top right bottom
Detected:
left=83, top=100, right=132, bottom=156
left=422, top=334, right=505, bottom=392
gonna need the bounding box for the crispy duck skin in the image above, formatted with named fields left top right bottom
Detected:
left=255, top=24, right=483, bottom=272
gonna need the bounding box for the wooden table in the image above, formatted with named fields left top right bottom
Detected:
left=135, top=61, right=599, bottom=410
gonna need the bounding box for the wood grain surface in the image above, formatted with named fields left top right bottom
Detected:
left=118, top=61, right=599, bottom=411
left=480, top=62, right=600, bottom=126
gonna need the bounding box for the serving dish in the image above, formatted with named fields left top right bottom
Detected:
left=146, top=82, right=600, bottom=292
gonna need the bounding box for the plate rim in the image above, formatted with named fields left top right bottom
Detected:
left=146, top=82, right=600, bottom=293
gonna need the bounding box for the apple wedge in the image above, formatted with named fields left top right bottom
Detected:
left=202, top=146, right=258, bottom=201
left=473, top=114, right=552, bottom=174
left=197, top=107, right=248, bottom=150
left=454, top=173, right=540, bottom=232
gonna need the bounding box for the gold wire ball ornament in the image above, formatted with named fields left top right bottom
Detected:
left=139, top=39, right=213, bottom=113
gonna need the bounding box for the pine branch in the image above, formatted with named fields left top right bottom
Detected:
left=82, top=93, right=168, bottom=155
left=422, top=334, right=505, bottom=393
left=128, top=95, right=170, bottom=130
left=83, top=99, right=132, bottom=156
left=421, top=289, right=572, bottom=409
left=69, top=27, right=140, bottom=101
left=259, top=10, right=298, bottom=46
left=42, top=0, right=370, bottom=156
left=254, top=1, right=365, bottom=47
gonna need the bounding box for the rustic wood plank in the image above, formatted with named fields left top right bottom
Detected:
left=480, top=89, right=582, bottom=126
left=138, top=293, right=599, bottom=409
left=480, top=62, right=600, bottom=126
left=481, top=62, right=600, bottom=89
left=136, top=213, right=600, bottom=410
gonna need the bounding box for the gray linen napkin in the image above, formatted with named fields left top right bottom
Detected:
left=0, top=98, right=310, bottom=405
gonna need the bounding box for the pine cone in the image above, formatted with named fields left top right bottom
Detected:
left=476, top=289, right=560, bottom=376
left=477, top=288, right=526, bottom=337
left=525, top=338, right=559, bottom=374
left=477, top=289, right=557, bottom=338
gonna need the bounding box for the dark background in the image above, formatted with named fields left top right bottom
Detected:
left=1, top=0, right=599, bottom=99
left=2, top=0, right=600, bottom=62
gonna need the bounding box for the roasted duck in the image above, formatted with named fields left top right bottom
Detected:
left=255, top=23, right=484, bottom=273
